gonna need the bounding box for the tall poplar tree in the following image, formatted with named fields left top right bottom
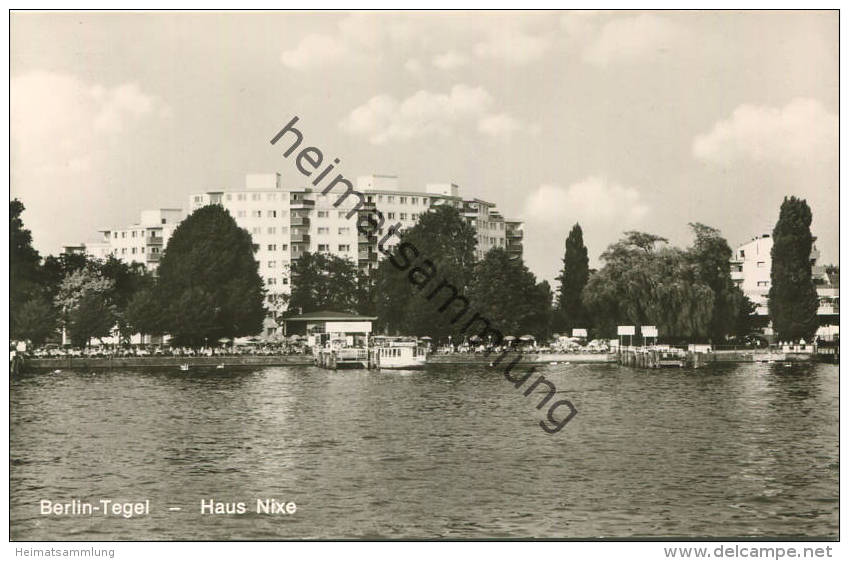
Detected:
left=554, top=223, right=589, bottom=333
left=768, top=197, right=819, bottom=342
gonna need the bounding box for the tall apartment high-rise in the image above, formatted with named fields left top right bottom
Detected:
left=188, top=173, right=524, bottom=335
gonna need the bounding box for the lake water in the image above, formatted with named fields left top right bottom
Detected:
left=10, top=362, right=839, bottom=540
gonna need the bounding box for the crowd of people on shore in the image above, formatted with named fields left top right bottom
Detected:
left=24, top=343, right=311, bottom=358
left=435, top=338, right=611, bottom=355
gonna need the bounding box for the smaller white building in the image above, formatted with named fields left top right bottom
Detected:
left=731, top=233, right=839, bottom=340
left=84, top=209, right=185, bottom=271
left=731, top=234, right=775, bottom=316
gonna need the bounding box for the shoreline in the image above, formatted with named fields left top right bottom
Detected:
left=18, top=349, right=823, bottom=372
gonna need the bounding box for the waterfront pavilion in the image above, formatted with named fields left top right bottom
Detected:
left=280, top=311, right=377, bottom=348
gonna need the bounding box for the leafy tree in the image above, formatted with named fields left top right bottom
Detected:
left=54, top=265, right=116, bottom=347
left=99, top=256, right=154, bottom=343
left=13, top=298, right=58, bottom=347
left=373, top=204, right=477, bottom=341
left=289, top=251, right=362, bottom=313
left=54, top=265, right=115, bottom=317
left=100, top=256, right=152, bottom=309
left=68, top=292, right=116, bottom=348
left=10, top=199, right=43, bottom=334
left=583, top=231, right=715, bottom=341
left=468, top=248, right=551, bottom=339
left=39, top=252, right=91, bottom=303
left=156, top=205, right=265, bottom=346
left=528, top=280, right=554, bottom=341
left=354, top=269, right=377, bottom=317
left=686, top=223, right=747, bottom=342
left=768, top=196, right=820, bottom=342
left=554, top=223, right=589, bottom=333
left=125, top=287, right=164, bottom=338
left=732, top=294, right=758, bottom=339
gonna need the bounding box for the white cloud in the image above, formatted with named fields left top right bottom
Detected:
left=562, top=13, right=684, bottom=67
left=692, top=98, right=838, bottom=166
left=11, top=71, right=165, bottom=175
left=340, top=84, right=533, bottom=144
left=478, top=113, right=538, bottom=138
left=280, top=33, right=350, bottom=70
left=474, top=29, right=553, bottom=65
left=432, top=50, right=470, bottom=70
left=280, top=13, right=423, bottom=70
left=523, top=177, right=650, bottom=226
left=281, top=13, right=556, bottom=71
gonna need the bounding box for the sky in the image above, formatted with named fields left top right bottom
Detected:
left=10, top=10, right=839, bottom=286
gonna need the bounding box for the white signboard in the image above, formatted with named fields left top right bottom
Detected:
left=642, top=326, right=658, bottom=338
left=326, top=321, right=373, bottom=334
left=572, top=328, right=588, bottom=338
left=617, top=325, right=635, bottom=336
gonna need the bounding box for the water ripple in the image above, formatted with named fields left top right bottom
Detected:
left=10, top=362, right=838, bottom=539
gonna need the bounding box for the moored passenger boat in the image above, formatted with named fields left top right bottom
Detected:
left=373, top=337, right=428, bottom=369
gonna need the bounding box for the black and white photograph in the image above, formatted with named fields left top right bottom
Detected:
left=6, top=7, right=841, bottom=554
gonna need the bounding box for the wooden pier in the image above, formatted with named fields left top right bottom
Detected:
left=617, top=346, right=686, bottom=368
left=315, top=348, right=378, bottom=370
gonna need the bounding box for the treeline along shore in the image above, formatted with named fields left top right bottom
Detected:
left=10, top=188, right=832, bottom=362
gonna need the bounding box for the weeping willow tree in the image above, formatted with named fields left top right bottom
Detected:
left=584, top=228, right=739, bottom=342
